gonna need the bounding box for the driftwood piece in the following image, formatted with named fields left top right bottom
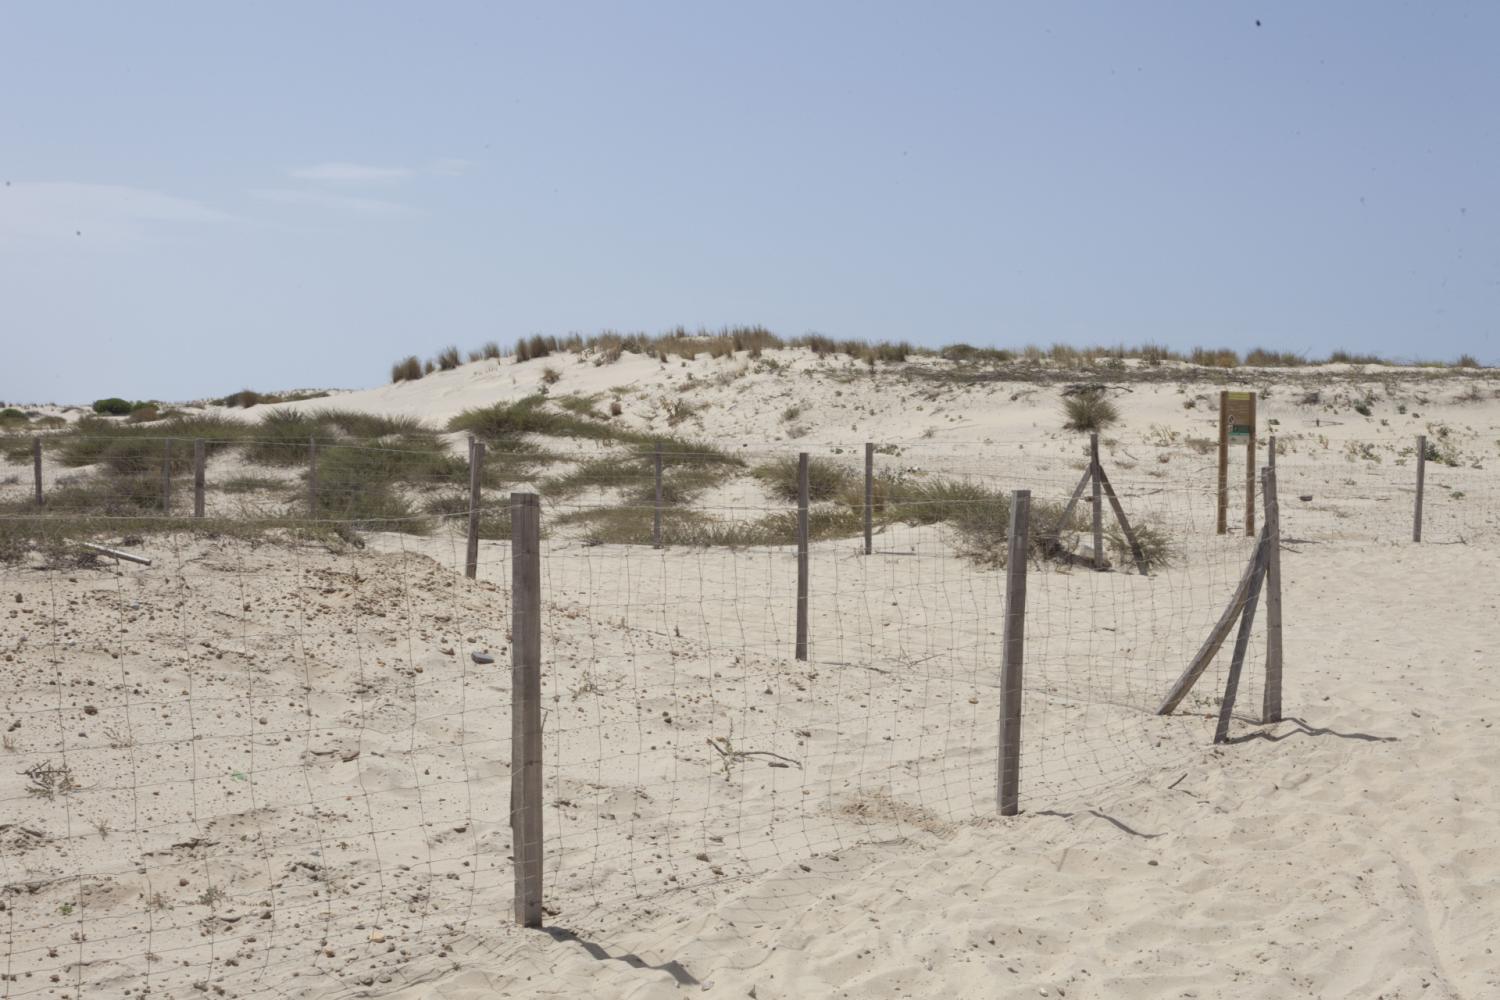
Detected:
left=80, top=543, right=152, bottom=566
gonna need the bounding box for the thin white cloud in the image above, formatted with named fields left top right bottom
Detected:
left=428, top=158, right=473, bottom=177
left=0, top=181, right=233, bottom=248
left=289, top=162, right=415, bottom=183
left=251, top=188, right=421, bottom=219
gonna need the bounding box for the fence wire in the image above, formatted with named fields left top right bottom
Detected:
left=0, top=429, right=1494, bottom=997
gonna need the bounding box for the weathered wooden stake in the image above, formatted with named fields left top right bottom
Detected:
left=32, top=437, right=43, bottom=506
left=1090, top=433, right=1104, bottom=569
left=1261, top=467, right=1283, bottom=724
left=465, top=439, right=484, bottom=579
left=1413, top=434, right=1426, bottom=543
left=653, top=442, right=663, bottom=549
left=997, top=490, right=1030, bottom=816
left=863, top=442, right=874, bottom=556
left=307, top=438, right=319, bottom=518
left=795, top=452, right=810, bottom=661
left=1216, top=390, right=1229, bottom=535
left=1214, top=545, right=1267, bottom=744
left=510, top=492, right=544, bottom=927
left=161, top=440, right=172, bottom=513
left=193, top=439, right=206, bottom=518
left=1267, top=434, right=1277, bottom=470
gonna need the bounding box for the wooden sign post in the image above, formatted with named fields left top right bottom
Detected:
left=1217, top=391, right=1257, bottom=536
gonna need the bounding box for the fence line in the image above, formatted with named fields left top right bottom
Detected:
left=0, top=428, right=1493, bottom=997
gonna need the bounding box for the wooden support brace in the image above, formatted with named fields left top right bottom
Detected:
left=1157, top=525, right=1269, bottom=715
left=1095, top=464, right=1148, bottom=575
left=1214, top=544, right=1267, bottom=743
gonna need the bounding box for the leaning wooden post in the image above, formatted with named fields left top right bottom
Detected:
left=795, top=452, right=810, bottom=661
left=160, top=440, right=172, bottom=513
left=863, top=442, right=874, bottom=555
left=465, top=439, right=484, bottom=579
left=997, top=490, right=1031, bottom=816
left=192, top=439, right=206, bottom=519
left=652, top=442, right=663, bottom=550
left=1089, top=432, right=1104, bottom=569
left=32, top=437, right=43, bottom=506
left=1261, top=467, right=1283, bottom=724
left=307, top=437, right=319, bottom=518
left=1213, top=542, right=1267, bottom=744
left=1413, top=434, right=1426, bottom=543
left=510, top=492, right=544, bottom=927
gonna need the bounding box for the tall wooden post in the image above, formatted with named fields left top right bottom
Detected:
left=160, top=440, right=172, bottom=513
left=864, top=443, right=876, bottom=554
left=1216, top=391, right=1229, bottom=535
left=192, top=439, right=206, bottom=518
left=1245, top=394, right=1257, bottom=536
left=652, top=442, right=663, bottom=550
left=510, top=492, right=543, bottom=927
left=465, top=439, right=484, bottom=579
left=1261, top=467, right=1283, bottom=724
left=32, top=437, right=42, bottom=506
left=307, top=437, right=319, bottom=518
left=1089, top=432, right=1104, bottom=569
left=997, top=490, right=1030, bottom=816
left=1413, top=435, right=1426, bottom=543
left=795, top=452, right=809, bottom=661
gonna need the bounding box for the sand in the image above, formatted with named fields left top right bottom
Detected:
left=1, top=350, right=1497, bottom=999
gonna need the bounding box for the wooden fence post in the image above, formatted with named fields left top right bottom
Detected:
left=193, top=439, right=206, bottom=518
left=161, top=440, right=172, bottom=513
left=863, top=442, right=874, bottom=556
left=1245, top=394, right=1257, bottom=536
left=653, top=442, right=663, bottom=550
left=1413, top=434, right=1426, bottom=543
left=32, top=437, right=43, bottom=506
left=997, top=490, right=1030, bottom=816
left=510, top=492, right=544, bottom=927
left=1261, top=467, right=1283, bottom=724
left=465, top=439, right=484, bottom=579
left=307, top=437, right=319, bottom=518
left=1267, top=434, right=1277, bottom=471
left=1216, top=390, right=1229, bottom=535
left=1090, top=432, right=1104, bottom=569
left=795, top=452, right=809, bottom=661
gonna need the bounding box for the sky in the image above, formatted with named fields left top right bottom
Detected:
left=2, top=2, right=1497, bottom=403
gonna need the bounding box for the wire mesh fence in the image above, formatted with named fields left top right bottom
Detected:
left=0, top=428, right=1494, bottom=997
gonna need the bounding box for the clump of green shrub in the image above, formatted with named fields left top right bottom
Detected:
left=1062, top=388, right=1119, bottom=432
left=91, top=398, right=151, bottom=416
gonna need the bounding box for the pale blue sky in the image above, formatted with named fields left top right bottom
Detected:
left=2, top=2, right=1496, bottom=402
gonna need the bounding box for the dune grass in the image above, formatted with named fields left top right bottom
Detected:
left=751, top=456, right=854, bottom=503
left=1062, top=389, right=1120, bottom=432
left=55, top=415, right=249, bottom=474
